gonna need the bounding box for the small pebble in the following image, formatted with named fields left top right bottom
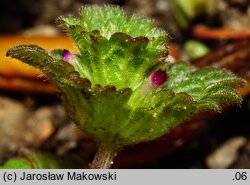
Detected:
left=206, top=136, right=247, bottom=169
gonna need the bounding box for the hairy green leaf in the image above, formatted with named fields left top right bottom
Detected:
left=163, top=62, right=245, bottom=111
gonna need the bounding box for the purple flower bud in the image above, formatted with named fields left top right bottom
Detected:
left=150, top=70, right=167, bottom=86
left=62, top=49, right=72, bottom=61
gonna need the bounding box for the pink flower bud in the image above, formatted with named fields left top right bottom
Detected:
left=62, top=49, right=72, bottom=61
left=150, top=70, right=167, bottom=86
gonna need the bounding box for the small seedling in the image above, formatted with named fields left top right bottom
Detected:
left=0, top=150, right=81, bottom=169
left=6, top=6, right=245, bottom=168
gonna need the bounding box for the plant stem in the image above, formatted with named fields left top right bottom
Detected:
left=90, top=145, right=118, bottom=169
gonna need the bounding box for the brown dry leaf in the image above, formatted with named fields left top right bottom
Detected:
left=192, top=25, right=250, bottom=40
left=0, top=35, right=78, bottom=93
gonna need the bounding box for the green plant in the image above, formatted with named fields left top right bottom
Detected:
left=0, top=150, right=81, bottom=169
left=6, top=6, right=245, bottom=169
left=172, top=0, right=215, bottom=28
left=184, top=40, right=210, bottom=59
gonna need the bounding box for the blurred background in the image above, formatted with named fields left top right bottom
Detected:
left=0, top=0, right=250, bottom=168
